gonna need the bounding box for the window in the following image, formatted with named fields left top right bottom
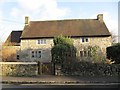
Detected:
left=80, top=51, right=83, bottom=57
left=80, top=50, right=91, bottom=57
left=86, top=38, right=88, bottom=42
left=82, top=38, right=84, bottom=42
left=38, top=39, right=46, bottom=44
left=84, top=51, right=87, bottom=57
left=32, top=51, right=34, bottom=57
left=31, top=50, right=42, bottom=58
left=17, top=55, right=19, bottom=60
left=38, top=51, right=41, bottom=58
left=88, top=51, right=91, bottom=57
left=81, top=37, right=88, bottom=42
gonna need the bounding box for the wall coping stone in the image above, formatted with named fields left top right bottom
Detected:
left=0, top=62, right=37, bottom=64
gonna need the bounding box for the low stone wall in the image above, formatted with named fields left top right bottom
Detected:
left=0, top=62, right=38, bottom=76
left=62, top=62, right=120, bottom=77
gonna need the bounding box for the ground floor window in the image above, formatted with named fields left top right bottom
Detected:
left=16, top=55, right=19, bottom=60
left=31, top=50, right=42, bottom=58
left=80, top=51, right=91, bottom=57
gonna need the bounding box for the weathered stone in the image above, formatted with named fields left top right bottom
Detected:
left=0, top=62, right=38, bottom=76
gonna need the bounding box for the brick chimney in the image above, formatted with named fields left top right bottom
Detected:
left=25, top=16, right=29, bottom=25
left=97, top=14, right=103, bottom=22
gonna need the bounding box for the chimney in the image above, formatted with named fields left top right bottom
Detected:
left=25, top=16, right=29, bottom=25
left=97, top=14, right=103, bottom=22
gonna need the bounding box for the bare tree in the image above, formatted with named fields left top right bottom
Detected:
left=2, top=47, right=18, bottom=62
left=110, top=32, right=117, bottom=43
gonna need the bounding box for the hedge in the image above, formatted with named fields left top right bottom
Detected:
left=107, top=43, right=120, bottom=64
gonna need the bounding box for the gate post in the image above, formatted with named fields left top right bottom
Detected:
left=37, top=61, right=42, bottom=75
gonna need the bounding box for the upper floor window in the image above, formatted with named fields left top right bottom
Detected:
left=38, top=39, right=46, bottom=44
left=81, top=37, right=89, bottom=42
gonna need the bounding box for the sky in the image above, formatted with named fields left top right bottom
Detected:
left=0, top=0, right=119, bottom=42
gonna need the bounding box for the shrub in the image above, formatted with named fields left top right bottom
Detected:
left=51, top=35, right=76, bottom=64
left=2, top=47, right=18, bottom=62
left=107, top=43, right=120, bottom=64
left=62, top=61, right=120, bottom=77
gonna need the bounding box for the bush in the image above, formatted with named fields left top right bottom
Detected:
left=51, top=35, right=76, bottom=64
left=62, top=61, right=120, bottom=77
left=107, top=43, right=120, bottom=64
left=2, top=47, right=18, bottom=62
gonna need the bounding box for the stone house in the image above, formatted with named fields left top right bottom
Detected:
left=4, top=14, right=112, bottom=62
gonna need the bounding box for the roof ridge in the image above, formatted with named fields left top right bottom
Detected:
left=30, top=19, right=98, bottom=22
left=12, top=30, right=22, bottom=32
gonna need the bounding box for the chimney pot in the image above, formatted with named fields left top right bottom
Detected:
left=25, top=16, right=29, bottom=25
left=97, top=14, right=103, bottom=22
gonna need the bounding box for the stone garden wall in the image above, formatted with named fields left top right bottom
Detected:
left=0, top=62, right=38, bottom=76
left=61, top=62, right=120, bottom=77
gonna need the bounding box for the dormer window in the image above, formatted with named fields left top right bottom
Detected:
left=81, top=37, right=89, bottom=42
left=38, top=39, right=46, bottom=44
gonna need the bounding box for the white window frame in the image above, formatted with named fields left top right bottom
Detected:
left=31, top=50, right=42, bottom=58
left=81, top=37, right=89, bottom=43
left=37, top=39, right=46, bottom=44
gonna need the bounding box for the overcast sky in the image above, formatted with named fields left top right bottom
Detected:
left=0, top=0, right=119, bottom=42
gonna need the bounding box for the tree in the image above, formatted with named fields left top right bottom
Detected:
left=110, top=32, right=117, bottom=44
left=51, top=35, right=76, bottom=65
left=2, top=47, right=18, bottom=62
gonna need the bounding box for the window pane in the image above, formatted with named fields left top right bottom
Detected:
left=38, top=40, right=40, bottom=44
left=35, top=51, right=37, bottom=57
left=32, top=51, right=34, bottom=57
left=88, top=51, right=91, bottom=57
left=17, top=55, right=19, bottom=60
left=86, top=38, right=88, bottom=42
left=44, top=39, right=46, bottom=44
left=80, top=51, right=83, bottom=57
left=82, top=38, right=84, bottom=42
left=84, top=51, right=87, bottom=57
left=38, top=51, right=41, bottom=53
left=38, top=51, right=41, bottom=58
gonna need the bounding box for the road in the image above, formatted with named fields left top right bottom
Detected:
left=2, top=83, right=120, bottom=88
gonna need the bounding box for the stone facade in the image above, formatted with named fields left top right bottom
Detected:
left=73, top=36, right=111, bottom=56
left=18, top=36, right=111, bottom=62
left=19, top=39, right=53, bottom=62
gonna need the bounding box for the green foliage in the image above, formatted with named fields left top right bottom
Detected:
left=62, top=61, right=120, bottom=77
left=87, top=45, right=105, bottom=63
left=107, top=43, right=120, bottom=64
left=51, top=35, right=76, bottom=64
left=53, top=35, right=73, bottom=45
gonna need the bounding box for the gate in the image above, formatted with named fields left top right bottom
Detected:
left=38, top=62, right=54, bottom=75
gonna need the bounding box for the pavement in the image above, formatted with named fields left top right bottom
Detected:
left=1, top=75, right=120, bottom=85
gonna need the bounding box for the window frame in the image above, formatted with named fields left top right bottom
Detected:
left=37, top=39, right=46, bottom=44
left=16, top=55, right=19, bottom=60
left=81, top=37, right=89, bottom=43
left=31, top=50, right=42, bottom=58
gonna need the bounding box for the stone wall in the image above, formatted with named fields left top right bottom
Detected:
left=0, top=62, right=38, bottom=76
